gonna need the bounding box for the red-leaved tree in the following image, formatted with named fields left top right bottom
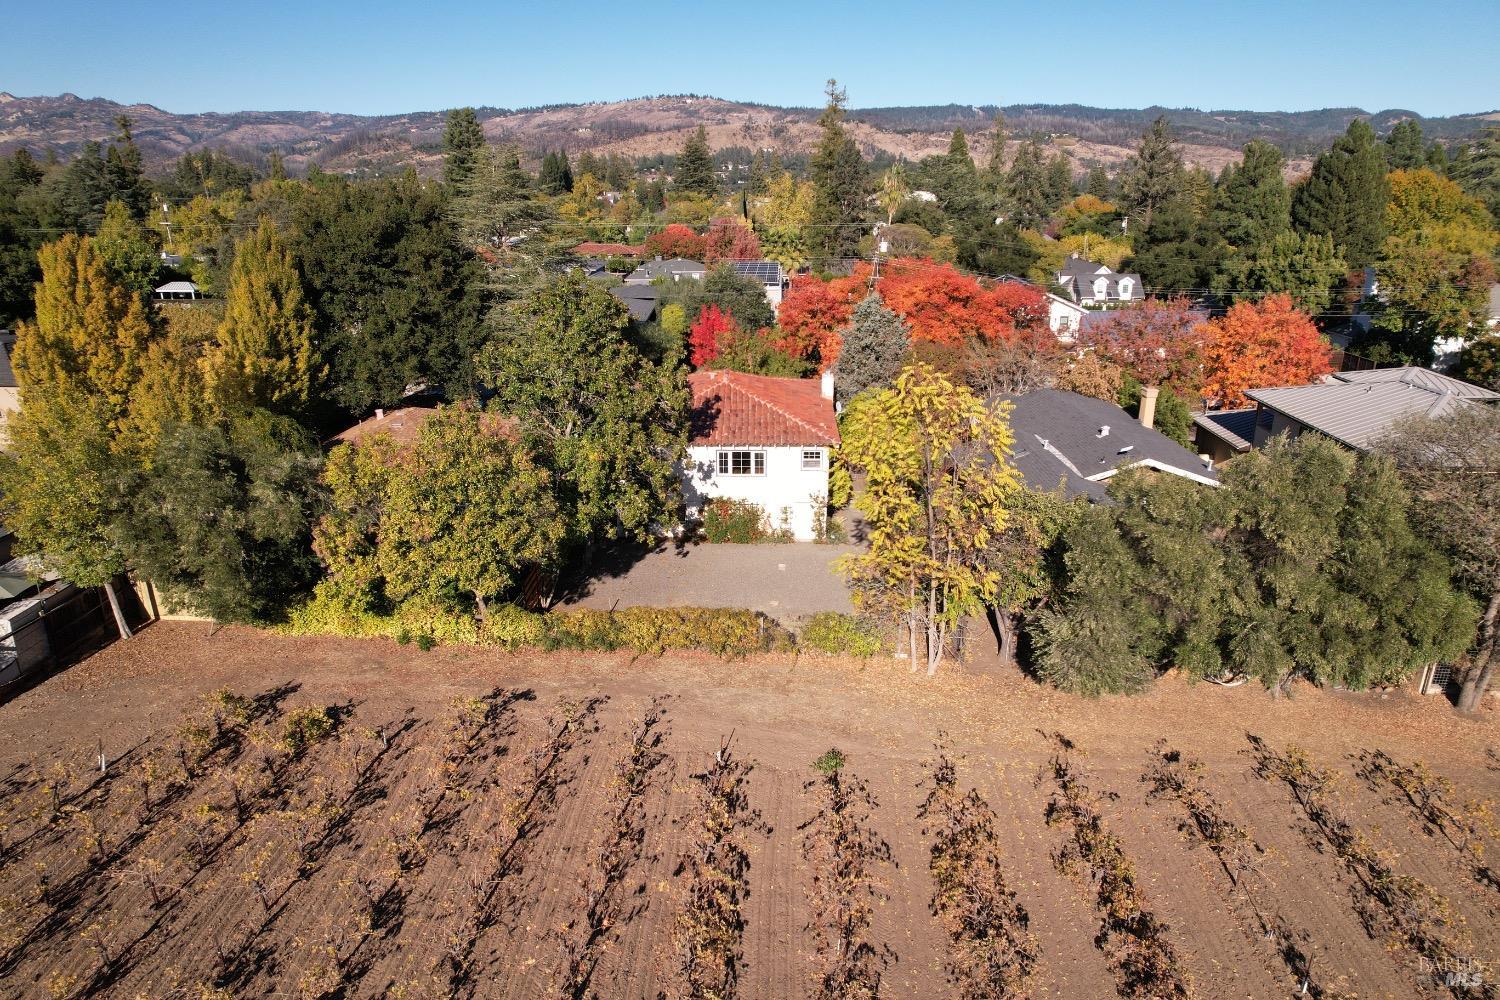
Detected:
left=702, top=217, right=761, bottom=264
left=689, top=304, right=736, bottom=367
left=875, top=259, right=1048, bottom=346
left=643, top=223, right=706, bottom=261
left=1202, top=294, right=1333, bottom=407
left=1075, top=297, right=1209, bottom=390
left=775, top=264, right=873, bottom=369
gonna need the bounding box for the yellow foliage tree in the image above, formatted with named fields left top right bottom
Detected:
left=201, top=218, right=321, bottom=419
left=837, top=363, right=1020, bottom=673
left=13, top=234, right=155, bottom=429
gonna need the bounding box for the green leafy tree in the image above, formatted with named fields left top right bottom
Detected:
left=674, top=125, right=719, bottom=198
left=1379, top=405, right=1500, bottom=712
left=838, top=363, right=1021, bottom=673
left=1212, top=230, right=1347, bottom=313
left=442, top=107, right=487, bottom=188
left=1291, top=119, right=1389, bottom=268
left=118, top=412, right=325, bottom=622
left=1211, top=140, right=1290, bottom=251
left=93, top=199, right=160, bottom=296
left=1033, top=436, right=1475, bottom=695
left=1119, top=116, right=1185, bottom=230
left=667, top=263, right=775, bottom=332
left=203, top=217, right=322, bottom=420
left=1452, top=335, right=1500, bottom=391
left=808, top=81, right=870, bottom=259
left=834, top=293, right=910, bottom=399
left=0, top=388, right=135, bottom=635
left=0, top=149, right=47, bottom=324
left=315, top=403, right=565, bottom=616
left=291, top=171, right=485, bottom=414
left=477, top=272, right=689, bottom=564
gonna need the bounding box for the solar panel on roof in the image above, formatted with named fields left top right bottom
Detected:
left=731, top=261, right=782, bottom=283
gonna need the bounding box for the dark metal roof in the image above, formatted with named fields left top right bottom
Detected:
left=1192, top=408, right=1257, bottom=452
left=996, top=389, right=1219, bottom=502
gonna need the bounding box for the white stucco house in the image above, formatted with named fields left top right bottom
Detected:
left=1044, top=291, right=1087, bottom=342
left=681, top=369, right=840, bottom=541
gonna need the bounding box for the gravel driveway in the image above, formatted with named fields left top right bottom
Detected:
left=561, top=542, right=858, bottom=625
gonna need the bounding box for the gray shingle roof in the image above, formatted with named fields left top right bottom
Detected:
left=1192, top=408, right=1256, bottom=452
left=625, top=258, right=707, bottom=283
left=1245, top=367, right=1498, bottom=451
left=609, top=284, right=659, bottom=322
left=996, top=389, right=1218, bottom=501
left=1055, top=255, right=1142, bottom=303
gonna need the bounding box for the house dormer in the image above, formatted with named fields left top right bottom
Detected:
left=1093, top=278, right=1108, bottom=300
left=1118, top=278, right=1133, bottom=299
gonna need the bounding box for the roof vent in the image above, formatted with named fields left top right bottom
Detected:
left=1097, top=425, right=1110, bottom=438
left=1117, top=445, right=1134, bottom=455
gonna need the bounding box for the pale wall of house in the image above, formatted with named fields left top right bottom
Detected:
left=681, top=445, right=830, bottom=540
left=1251, top=408, right=1306, bottom=448
left=1048, top=298, right=1083, bottom=341
left=0, top=387, right=18, bottom=449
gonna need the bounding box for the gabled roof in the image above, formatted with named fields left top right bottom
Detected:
left=153, top=280, right=200, bottom=294
left=329, top=405, right=439, bottom=447
left=688, top=370, right=839, bottom=448
left=609, top=283, right=659, bottom=322
left=573, top=241, right=644, bottom=257
left=1246, top=366, right=1499, bottom=451
left=1054, top=255, right=1142, bottom=302
left=996, top=389, right=1218, bottom=501
left=1192, top=408, right=1256, bottom=453
left=626, top=258, right=707, bottom=282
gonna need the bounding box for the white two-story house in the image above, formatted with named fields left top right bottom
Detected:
left=1055, top=254, right=1142, bottom=308
left=681, top=369, right=840, bottom=541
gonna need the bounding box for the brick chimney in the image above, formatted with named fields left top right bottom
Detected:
left=1138, top=385, right=1159, bottom=430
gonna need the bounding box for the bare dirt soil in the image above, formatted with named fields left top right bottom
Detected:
left=0, top=623, right=1496, bottom=999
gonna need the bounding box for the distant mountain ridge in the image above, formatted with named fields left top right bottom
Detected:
left=1, top=91, right=1495, bottom=178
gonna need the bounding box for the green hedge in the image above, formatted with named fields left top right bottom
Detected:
left=276, top=589, right=797, bottom=658
left=799, top=612, right=884, bottom=657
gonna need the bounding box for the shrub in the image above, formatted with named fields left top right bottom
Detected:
left=800, top=613, right=883, bottom=657
left=479, top=604, right=547, bottom=650
left=281, top=707, right=336, bottom=754
left=700, top=498, right=789, bottom=543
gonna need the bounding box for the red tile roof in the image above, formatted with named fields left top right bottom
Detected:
left=688, top=371, right=839, bottom=447
left=574, top=241, right=645, bottom=257
left=329, top=405, right=439, bottom=447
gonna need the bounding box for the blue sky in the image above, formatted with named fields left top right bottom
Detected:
left=5, top=0, right=1496, bottom=117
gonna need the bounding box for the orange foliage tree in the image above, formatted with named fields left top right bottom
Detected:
left=702, top=217, right=761, bottom=263
left=1202, top=294, right=1332, bottom=407
left=689, top=304, right=735, bottom=367
left=775, top=264, right=872, bottom=369
left=875, top=258, right=1047, bottom=346
left=643, top=223, right=706, bottom=260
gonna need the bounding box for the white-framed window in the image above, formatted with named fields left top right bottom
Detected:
left=717, top=450, right=765, bottom=476
left=801, top=449, right=823, bottom=470
left=1118, top=278, right=1133, bottom=298
left=1093, top=278, right=1108, bottom=299
left=1057, top=313, right=1073, bottom=331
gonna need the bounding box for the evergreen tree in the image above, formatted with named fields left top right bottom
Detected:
left=1210, top=140, right=1290, bottom=250
left=476, top=271, right=689, bottom=561
left=103, top=116, right=153, bottom=221
left=1119, top=116, right=1185, bottom=229
left=93, top=199, right=160, bottom=296
left=442, top=107, right=487, bottom=188
left=604, top=153, right=633, bottom=191
left=268, top=151, right=288, bottom=182
left=1004, top=139, right=1051, bottom=230
left=1085, top=165, right=1112, bottom=200
left=0, top=149, right=47, bottom=324
left=807, top=80, right=870, bottom=259
left=1291, top=119, right=1388, bottom=268
left=835, top=293, right=910, bottom=399
left=1212, top=231, right=1347, bottom=314
left=1450, top=127, right=1500, bottom=220
left=574, top=150, right=601, bottom=182
left=450, top=142, right=567, bottom=306
left=118, top=412, right=325, bottom=622
left=204, top=218, right=321, bottom=420
left=675, top=125, right=719, bottom=197
left=1130, top=196, right=1222, bottom=293
left=1043, top=155, right=1075, bottom=215
left=986, top=110, right=1008, bottom=178
left=1383, top=119, right=1426, bottom=170
left=538, top=150, right=573, bottom=195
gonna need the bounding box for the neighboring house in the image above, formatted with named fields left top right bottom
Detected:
left=327, top=405, right=440, bottom=448
left=1237, top=366, right=1500, bottom=453
left=682, top=369, right=840, bottom=541
left=1190, top=408, right=1257, bottom=466
left=0, top=332, right=18, bottom=447
left=996, top=389, right=1219, bottom=502
left=153, top=280, right=201, bottom=300
left=729, top=260, right=787, bottom=309
left=1044, top=292, right=1087, bottom=340
left=573, top=241, right=644, bottom=258
left=159, top=251, right=183, bottom=268
left=1489, top=282, right=1500, bottom=328
left=610, top=284, right=660, bottom=323
left=1054, top=254, right=1142, bottom=307
left=624, top=258, right=707, bottom=285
